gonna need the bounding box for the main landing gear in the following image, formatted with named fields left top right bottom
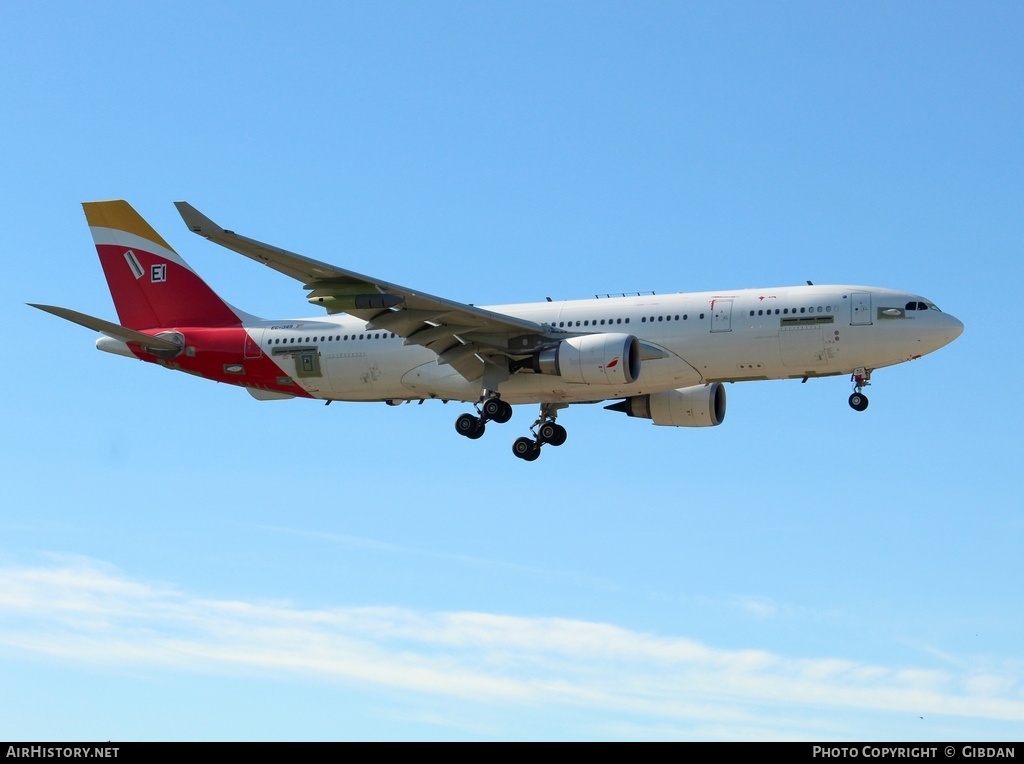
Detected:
left=512, top=403, right=567, bottom=462
left=849, top=368, right=871, bottom=412
left=454, top=394, right=513, bottom=440
left=454, top=397, right=568, bottom=461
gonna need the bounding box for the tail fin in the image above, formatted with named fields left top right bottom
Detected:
left=84, top=200, right=243, bottom=329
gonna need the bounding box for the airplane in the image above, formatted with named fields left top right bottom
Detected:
left=30, top=200, right=964, bottom=461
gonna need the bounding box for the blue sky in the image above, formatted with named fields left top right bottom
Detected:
left=1, top=1, right=1021, bottom=741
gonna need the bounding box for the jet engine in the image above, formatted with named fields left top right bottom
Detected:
left=530, top=333, right=641, bottom=385
left=606, top=383, right=726, bottom=427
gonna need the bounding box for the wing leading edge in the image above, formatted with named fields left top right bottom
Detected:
left=174, top=202, right=553, bottom=382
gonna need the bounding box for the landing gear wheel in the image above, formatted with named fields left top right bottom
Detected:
left=512, top=436, right=541, bottom=461
left=547, top=423, right=567, bottom=447
left=537, top=422, right=567, bottom=446
left=849, top=393, right=869, bottom=412
left=482, top=398, right=513, bottom=424
left=456, top=413, right=486, bottom=438
left=494, top=401, right=513, bottom=423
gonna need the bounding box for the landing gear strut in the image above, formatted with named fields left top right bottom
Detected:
left=849, top=368, right=871, bottom=412
left=512, top=403, right=568, bottom=461
left=454, top=392, right=513, bottom=440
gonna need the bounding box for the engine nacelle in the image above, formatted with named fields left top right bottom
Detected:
left=609, top=383, right=726, bottom=427
left=532, top=333, right=641, bottom=385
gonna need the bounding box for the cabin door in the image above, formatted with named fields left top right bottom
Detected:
left=711, top=299, right=733, bottom=332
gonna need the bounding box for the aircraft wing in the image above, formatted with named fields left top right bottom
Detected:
left=175, top=202, right=551, bottom=382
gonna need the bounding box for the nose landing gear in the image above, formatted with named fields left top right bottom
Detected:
left=849, top=368, right=871, bottom=412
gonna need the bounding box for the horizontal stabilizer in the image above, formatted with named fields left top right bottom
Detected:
left=28, top=304, right=183, bottom=352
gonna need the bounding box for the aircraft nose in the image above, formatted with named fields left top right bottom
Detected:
left=912, top=309, right=963, bottom=355
left=946, top=313, right=965, bottom=342
left=932, top=312, right=964, bottom=350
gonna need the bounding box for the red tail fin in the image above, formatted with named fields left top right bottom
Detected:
left=84, top=200, right=243, bottom=329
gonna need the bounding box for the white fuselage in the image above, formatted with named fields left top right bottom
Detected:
left=248, top=285, right=964, bottom=404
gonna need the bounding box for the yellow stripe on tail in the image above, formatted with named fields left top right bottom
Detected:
left=83, top=200, right=174, bottom=252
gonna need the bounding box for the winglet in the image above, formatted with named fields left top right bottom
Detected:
left=174, top=201, right=224, bottom=237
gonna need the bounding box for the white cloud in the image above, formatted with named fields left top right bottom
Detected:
left=1, top=556, right=1022, bottom=737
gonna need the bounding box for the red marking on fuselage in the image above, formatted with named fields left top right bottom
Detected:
left=128, top=326, right=311, bottom=398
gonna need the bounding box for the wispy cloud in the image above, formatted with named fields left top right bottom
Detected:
left=1, top=556, right=1022, bottom=738
left=729, top=594, right=785, bottom=619
left=259, top=524, right=622, bottom=590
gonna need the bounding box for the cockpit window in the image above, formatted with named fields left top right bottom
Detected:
left=905, top=301, right=933, bottom=311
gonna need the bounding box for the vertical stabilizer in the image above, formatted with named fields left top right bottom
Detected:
left=84, top=200, right=243, bottom=329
